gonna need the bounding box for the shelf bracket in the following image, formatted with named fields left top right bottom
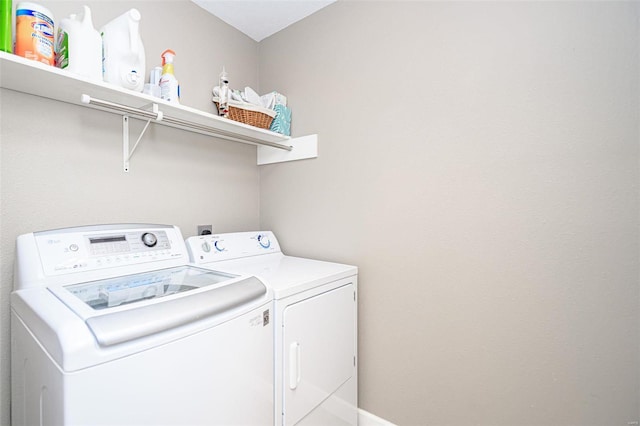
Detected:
left=123, top=103, right=162, bottom=172
left=257, top=134, right=318, bottom=165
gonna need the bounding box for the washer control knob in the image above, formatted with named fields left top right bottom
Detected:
left=141, top=232, right=158, bottom=247
left=214, top=240, right=225, bottom=252
left=202, top=242, right=211, bottom=253
left=257, top=234, right=271, bottom=249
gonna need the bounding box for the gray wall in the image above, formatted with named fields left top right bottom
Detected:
left=258, top=1, right=639, bottom=425
left=1, top=1, right=639, bottom=425
left=0, top=1, right=260, bottom=423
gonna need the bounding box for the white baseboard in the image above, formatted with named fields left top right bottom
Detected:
left=358, top=408, right=396, bottom=426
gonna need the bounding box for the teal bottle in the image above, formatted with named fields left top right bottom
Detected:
left=0, top=0, right=11, bottom=52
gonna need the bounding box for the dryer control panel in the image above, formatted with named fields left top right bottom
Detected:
left=186, top=231, right=281, bottom=264
left=33, top=225, right=185, bottom=276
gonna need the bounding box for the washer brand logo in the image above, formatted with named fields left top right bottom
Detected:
left=263, top=309, right=270, bottom=326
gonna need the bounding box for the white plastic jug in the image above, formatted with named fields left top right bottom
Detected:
left=100, top=8, right=145, bottom=92
left=56, top=5, right=102, bottom=81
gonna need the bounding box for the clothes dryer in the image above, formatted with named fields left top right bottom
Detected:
left=186, top=231, right=358, bottom=426
left=11, top=224, right=273, bottom=426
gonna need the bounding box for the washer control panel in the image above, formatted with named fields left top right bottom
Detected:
left=35, top=226, right=184, bottom=276
left=186, top=231, right=280, bottom=264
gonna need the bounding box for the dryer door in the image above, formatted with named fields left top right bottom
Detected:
left=282, top=283, right=355, bottom=425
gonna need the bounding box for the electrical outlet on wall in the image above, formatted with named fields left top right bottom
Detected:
left=197, top=225, right=213, bottom=235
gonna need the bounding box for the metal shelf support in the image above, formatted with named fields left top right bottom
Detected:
left=122, top=103, right=162, bottom=172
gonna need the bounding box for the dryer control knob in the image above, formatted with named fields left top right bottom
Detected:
left=141, top=232, right=158, bottom=247
left=257, top=234, right=271, bottom=249
left=214, top=240, right=225, bottom=252
left=202, top=242, right=211, bottom=253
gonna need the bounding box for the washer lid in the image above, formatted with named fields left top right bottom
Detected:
left=63, top=265, right=234, bottom=310
left=49, top=266, right=267, bottom=346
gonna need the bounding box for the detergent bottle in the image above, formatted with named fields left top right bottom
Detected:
left=100, top=8, right=145, bottom=92
left=159, top=49, right=180, bottom=103
left=55, top=5, right=102, bottom=81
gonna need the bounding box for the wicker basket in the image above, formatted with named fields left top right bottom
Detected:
left=213, top=97, right=276, bottom=130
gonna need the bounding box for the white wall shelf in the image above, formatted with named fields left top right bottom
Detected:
left=0, top=51, right=317, bottom=169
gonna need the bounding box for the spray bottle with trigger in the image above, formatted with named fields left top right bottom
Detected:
left=218, top=67, right=230, bottom=117
left=159, top=49, right=180, bottom=103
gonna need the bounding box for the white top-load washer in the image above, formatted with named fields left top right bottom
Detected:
left=186, top=231, right=358, bottom=426
left=11, top=224, right=274, bottom=426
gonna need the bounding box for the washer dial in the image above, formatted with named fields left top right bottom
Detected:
left=141, top=232, right=158, bottom=247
